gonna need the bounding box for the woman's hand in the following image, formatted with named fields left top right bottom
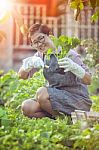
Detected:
left=58, top=57, right=85, bottom=79
left=22, top=56, right=44, bottom=72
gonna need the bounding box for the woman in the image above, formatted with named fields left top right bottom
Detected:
left=19, top=23, right=92, bottom=119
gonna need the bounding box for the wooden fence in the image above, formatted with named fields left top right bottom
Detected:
left=12, top=3, right=99, bottom=70
left=57, top=6, right=99, bottom=41
left=13, top=3, right=99, bottom=48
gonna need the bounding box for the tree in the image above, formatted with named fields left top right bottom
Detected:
left=69, top=0, right=99, bottom=21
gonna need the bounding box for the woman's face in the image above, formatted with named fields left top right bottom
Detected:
left=30, top=32, right=55, bottom=53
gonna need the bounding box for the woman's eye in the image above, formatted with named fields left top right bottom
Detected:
left=33, top=41, right=38, bottom=45
left=38, top=36, right=44, bottom=41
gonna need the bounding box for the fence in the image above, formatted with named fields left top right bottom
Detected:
left=13, top=3, right=99, bottom=48
left=12, top=3, right=99, bottom=70
left=57, top=6, right=99, bottom=41
left=13, top=3, right=58, bottom=49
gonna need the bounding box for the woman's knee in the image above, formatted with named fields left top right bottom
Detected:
left=21, top=99, right=41, bottom=118
left=36, top=87, right=49, bottom=103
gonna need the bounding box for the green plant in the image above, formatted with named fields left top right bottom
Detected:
left=69, top=0, right=99, bottom=21
left=73, top=124, right=99, bottom=150
left=0, top=70, right=99, bottom=149
left=88, top=72, right=99, bottom=95
left=81, top=39, right=99, bottom=68
left=0, top=69, right=45, bottom=108
left=46, top=35, right=80, bottom=59
left=91, top=95, right=99, bottom=112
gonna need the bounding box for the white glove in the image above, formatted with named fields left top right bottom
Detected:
left=58, top=57, right=85, bottom=79
left=22, top=56, right=44, bottom=72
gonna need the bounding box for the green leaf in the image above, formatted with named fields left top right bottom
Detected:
left=79, top=2, right=84, bottom=10
left=70, top=1, right=77, bottom=9
left=91, top=10, right=99, bottom=22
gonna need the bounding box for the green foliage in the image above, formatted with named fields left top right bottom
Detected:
left=80, top=39, right=99, bottom=96
left=91, top=95, right=99, bottom=112
left=81, top=39, right=99, bottom=68
left=0, top=70, right=19, bottom=103
left=88, top=71, right=99, bottom=95
left=91, top=10, right=99, bottom=22
left=0, top=107, right=8, bottom=127
left=0, top=114, right=79, bottom=150
left=73, top=124, right=99, bottom=150
left=70, top=0, right=99, bottom=21
left=70, top=0, right=84, bottom=10
left=0, top=70, right=45, bottom=108
left=0, top=68, right=99, bottom=149
left=46, top=35, right=80, bottom=59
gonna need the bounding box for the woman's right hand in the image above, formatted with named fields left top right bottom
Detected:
left=22, top=56, right=44, bottom=72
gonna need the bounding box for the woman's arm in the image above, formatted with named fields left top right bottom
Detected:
left=68, top=49, right=92, bottom=85
left=18, top=67, right=29, bottom=80
left=58, top=49, right=92, bottom=85
left=81, top=72, right=91, bottom=85
left=18, top=66, right=39, bottom=80
left=72, top=55, right=91, bottom=85
left=18, top=54, right=44, bottom=80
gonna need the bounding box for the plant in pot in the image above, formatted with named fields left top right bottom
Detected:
left=43, top=35, right=80, bottom=87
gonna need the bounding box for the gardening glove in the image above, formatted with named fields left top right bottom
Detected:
left=58, top=57, right=85, bottom=79
left=22, top=56, right=44, bottom=72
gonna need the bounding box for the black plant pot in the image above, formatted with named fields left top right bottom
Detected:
left=44, top=54, right=65, bottom=74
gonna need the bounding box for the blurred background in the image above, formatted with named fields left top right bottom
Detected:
left=0, top=0, right=99, bottom=72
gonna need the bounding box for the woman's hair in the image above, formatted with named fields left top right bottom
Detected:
left=28, top=23, right=52, bottom=37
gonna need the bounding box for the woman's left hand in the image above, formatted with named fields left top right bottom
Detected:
left=58, top=57, right=85, bottom=79
left=58, top=57, right=76, bottom=72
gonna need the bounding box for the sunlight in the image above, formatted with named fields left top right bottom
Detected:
left=0, top=0, right=13, bottom=23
